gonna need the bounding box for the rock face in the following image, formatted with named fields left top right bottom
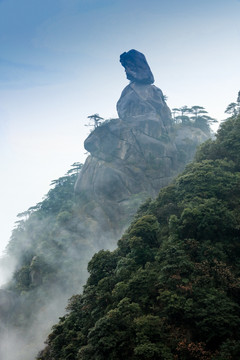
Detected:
left=117, top=82, right=171, bottom=129
left=120, top=49, right=154, bottom=84
left=75, top=50, right=209, bottom=242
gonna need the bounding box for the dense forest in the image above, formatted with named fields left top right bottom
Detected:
left=37, top=114, right=240, bottom=360
left=0, top=92, right=214, bottom=360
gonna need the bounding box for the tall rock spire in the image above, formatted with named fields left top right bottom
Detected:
left=117, top=49, right=172, bottom=133
left=0, top=51, right=211, bottom=360
left=74, top=50, right=209, bottom=244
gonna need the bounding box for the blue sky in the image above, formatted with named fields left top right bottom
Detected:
left=0, top=0, right=240, bottom=256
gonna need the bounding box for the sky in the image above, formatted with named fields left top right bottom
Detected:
left=0, top=0, right=240, bottom=256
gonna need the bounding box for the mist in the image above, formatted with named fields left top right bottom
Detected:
left=1, top=1, right=239, bottom=357
left=0, top=165, right=125, bottom=359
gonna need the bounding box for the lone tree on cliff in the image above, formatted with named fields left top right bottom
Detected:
left=225, top=91, right=240, bottom=117
left=86, top=114, right=104, bottom=129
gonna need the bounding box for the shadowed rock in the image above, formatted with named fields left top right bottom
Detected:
left=120, top=49, right=154, bottom=84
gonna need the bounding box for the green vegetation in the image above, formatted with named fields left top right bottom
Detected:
left=172, top=105, right=217, bottom=133
left=8, top=162, right=84, bottom=285
left=38, top=115, right=240, bottom=360
left=225, top=91, right=240, bottom=117
left=4, top=162, right=98, bottom=329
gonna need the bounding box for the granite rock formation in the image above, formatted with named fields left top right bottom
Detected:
left=0, top=51, right=211, bottom=360
left=74, top=50, right=210, bottom=242
left=120, top=49, right=154, bottom=84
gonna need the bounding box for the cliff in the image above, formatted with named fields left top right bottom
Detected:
left=38, top=114, right=240, bottom=360
left=74, top=50, right=209, bottom=241
left=0, top=50, right=209, bottom=360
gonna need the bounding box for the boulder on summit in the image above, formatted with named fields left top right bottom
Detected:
left=120, top=49, right=154, bottom=84
left=74, top=50, right=210, bottom=240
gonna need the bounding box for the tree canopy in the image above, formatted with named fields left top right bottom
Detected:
left=172, top=105, right=217, bottom=132
left=37, top=114, right=240, bottom=360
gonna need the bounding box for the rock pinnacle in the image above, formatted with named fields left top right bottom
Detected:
left=120, top=49, right=154, bottom=84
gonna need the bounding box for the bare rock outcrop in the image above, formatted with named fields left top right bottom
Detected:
left=74, top=50, right=210, bottom=243
left=120, top=49, right=154, bottom=84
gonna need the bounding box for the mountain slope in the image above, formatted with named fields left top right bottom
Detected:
left=38, top=115, right=240, bottom=360
left=74, top=81, right=209, bottom=241
left=0, top=50, right=210, bottom=360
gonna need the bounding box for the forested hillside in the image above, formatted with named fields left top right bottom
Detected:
left=0, top=49, right=212, bottom=360
left=38, top=115, right=240, bottom=360
left=0, top=162, right=97, bottom=359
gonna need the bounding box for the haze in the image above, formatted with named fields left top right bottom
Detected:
left=1, top=0, right=240, bottom=256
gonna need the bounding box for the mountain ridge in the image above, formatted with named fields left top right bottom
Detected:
left=38, top=113, right=240, bottom=360
left=0, top=51, right=211, bottom=360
